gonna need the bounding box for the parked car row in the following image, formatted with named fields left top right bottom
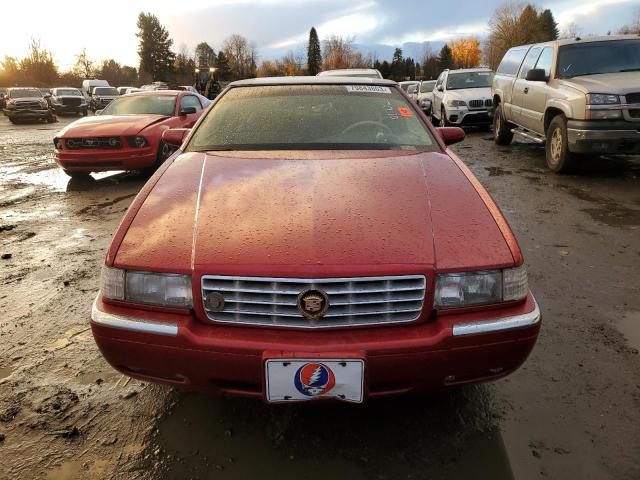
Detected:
left=2, top=87, right=56, bottom=124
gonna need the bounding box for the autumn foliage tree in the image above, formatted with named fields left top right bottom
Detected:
left=449, top=38, right=482, bottom=69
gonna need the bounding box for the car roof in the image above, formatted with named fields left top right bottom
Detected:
left=54, top=87, right=80, bottom=90
left=230, top=76, right=397, bottom=87
left=446, top=68, right=493, bottom=74
left=511, top=34, right=638, bottom=50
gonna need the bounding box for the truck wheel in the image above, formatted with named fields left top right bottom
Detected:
left=493, top=104, right=514, bottom=145
left=8, top=117, right=18, bottom=124
left=546, top=115, right=575, bottom=173
left=441, top=106, right=450, bottom=126
left=430, top=109, right=440, bottom=126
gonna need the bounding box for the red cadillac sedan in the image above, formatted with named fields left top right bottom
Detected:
left=91, top=77, right=540, bottom=403
left=53, top=90, right=209, bottom=178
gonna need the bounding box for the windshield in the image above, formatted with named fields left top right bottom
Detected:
left=101, top=95, right=176, bottom=116
left=94, top=87, right=119, bottom=96
left=446, top=72, right=494, bottom=90
left=557, top=39, right=640, bottom=78
left=56, top=89, right=82, bottom=96
left=9, top=89, right=42, bottom=99
left=420, top=81, right=436, bottom=93
left=400, top=82, right=418, bottom=92
left=187, top=85, right=436, bottom=151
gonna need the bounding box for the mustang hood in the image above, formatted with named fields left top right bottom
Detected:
left=57, top=114, right=168, bottom=137
left=114, top=150, right=515, bottom=276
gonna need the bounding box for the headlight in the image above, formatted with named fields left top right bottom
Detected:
left=126, top=136, right=148, bottom=148
left=447, top=99, right=467, bottom=107
left=420, top=99, right=431, bottom=107
left=434, top=265, right=527, bottom=308
left=586, top=94, right=620, bottom=105
left=101, top=266, right=193, bottom=308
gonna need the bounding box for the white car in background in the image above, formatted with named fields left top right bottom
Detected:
left=399, top=80, right=419, bottom=93
left=431, top=68, right=494, bottom=128
left=415, top=80, right=437, bottom=115
left=317, top=68, right=383, bottom=79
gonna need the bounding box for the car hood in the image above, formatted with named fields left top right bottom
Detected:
left=446, top=87, right=492, bottom=101
left=559, top=71, right=640, bottom=96
left=57, top=114, right=168, bottom=137
left=114, top=150, right=515, bottom=278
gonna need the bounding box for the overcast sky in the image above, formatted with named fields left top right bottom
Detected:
left=0, top=0, right=637, bottom=70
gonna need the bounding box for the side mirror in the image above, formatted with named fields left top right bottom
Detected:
left=436, top=126, right=465, bottom=146
left=163, top=128, right=190, bottom=147
left=436, top=85, right=444, bottom=92
left=44, top=93, right=51, bottom=99
left=525, top=68, right=548, bottom=82
left=179, top=106, right=197, bottom=116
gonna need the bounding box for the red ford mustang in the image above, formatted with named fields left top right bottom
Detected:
left=91, top=77, right=540, bottom=403
left=53, top=90, right=209, bottom=178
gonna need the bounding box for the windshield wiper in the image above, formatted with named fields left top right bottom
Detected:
left=619, top=68, right=640, bottom=72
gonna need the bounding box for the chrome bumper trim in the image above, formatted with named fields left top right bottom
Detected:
left=567, top=128, right=640, bottom=143
left=452, top=299, right=540, bottom=336
left=91, top=299, right=178, bottom=336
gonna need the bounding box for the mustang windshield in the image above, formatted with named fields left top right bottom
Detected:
left=446, top=72, right=493, bottom=90
left=557, top=39, right=640, bottom=78
left=101, top=95, right=176, bottom=116
left=188, top=85, right=436, bottom=151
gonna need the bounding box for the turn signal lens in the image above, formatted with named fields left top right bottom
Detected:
left=503, top=264, right=528, bottom=301
left=101, top=266, right=125, bottom=301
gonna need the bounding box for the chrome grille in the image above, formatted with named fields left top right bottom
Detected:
left=61, top=97, right=82, bottom=106
left=201, top=275, right=427, bottom=328
left=66, top=137, right=122, bottom=149
left=469, top=99, right=491, bottom=109
left=484, top=98, right=493, bottom=107
left=15, top=100, right=42, bottom=109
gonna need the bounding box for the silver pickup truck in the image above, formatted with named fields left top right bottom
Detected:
left=491, top=35, right=640, bottom=172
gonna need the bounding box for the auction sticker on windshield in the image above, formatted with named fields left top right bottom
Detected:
left=265, top=359, right=364, bottom=403
left=345, top=85, right=391, bottom=94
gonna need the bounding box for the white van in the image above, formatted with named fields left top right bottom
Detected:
left=81, top=79, right=109, bottom=100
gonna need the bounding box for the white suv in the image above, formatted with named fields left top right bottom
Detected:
left=431, top=68, right=494, bottom=127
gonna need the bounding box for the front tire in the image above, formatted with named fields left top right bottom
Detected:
left=430, top=108, right=440, bottom=126
left=545, top=115, right=575, bottom=173
left=493, top=104, right=514, bottom=145
left=441, top=106, right=451, bottom=127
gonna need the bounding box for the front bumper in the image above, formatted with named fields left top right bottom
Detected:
left=567, top=119, right=640, bottom=154
left=55, top=147, right=156, bottom=172
left=4, top=108, right=50, bottom=119
left=445, top=108, right=491, bottom=126
left=53, top=104, right=87, bottom=113
left=91, top=293, right=541, bottom=399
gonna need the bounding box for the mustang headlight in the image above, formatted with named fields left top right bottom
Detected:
left=434, top=265, right=527, bottom=308
left=447, top=99, right=467, bottom=107
left=586, top=93, right=620, bottom=105
left=101, top=266, right=192, bottom=308
left=126, top=136, right=148, bottom=148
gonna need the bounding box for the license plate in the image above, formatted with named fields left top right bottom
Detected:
left=265, top=359, right=364, bottom=403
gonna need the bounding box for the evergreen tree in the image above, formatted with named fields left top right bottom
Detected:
left=136, top=12, right=175, bottom=82
left=216, top=51, right=231, bottom=80
left=307, top=27, right=322, bottom=76
left=438, top=44, right=453, bottom=70
left=538, top=9, right=559, bottom=40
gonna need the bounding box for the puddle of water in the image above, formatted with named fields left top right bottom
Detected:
left=618, top=310, right=640, bottom=350
left=0, top=365, right=15, bottom=380
left=152, top=391, right=513, bottom=479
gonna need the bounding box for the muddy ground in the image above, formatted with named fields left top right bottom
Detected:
left=0, top=114, right=639, bottom=480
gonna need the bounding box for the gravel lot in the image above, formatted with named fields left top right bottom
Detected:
left=0, top=114, right=638, bottom=480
